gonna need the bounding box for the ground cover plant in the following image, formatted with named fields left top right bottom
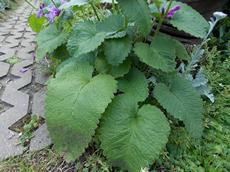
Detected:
left=27, top=0, right=227, bottom=171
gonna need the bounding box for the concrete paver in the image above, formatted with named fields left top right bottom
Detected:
left=0, top=2, right=51, bottom=161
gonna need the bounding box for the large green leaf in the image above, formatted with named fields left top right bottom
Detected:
left=96, top=14, right=126, bottom=34
left=104, top=36, right=132, bottom=66
left=174, top=39, right=190, bottom=60
left=67, top=21, right=107, bottom=57
left=95, top=56, right=131, bottom=78
left=28, top=14, right=46, bottom=33
left=36, top=24, right=69, bottom=59
left=134, top=35, right=176, bottom=72
left=99, top=95, right=170, bottom=172
left=45, top=62, right=117, bottom=161
left=154, top=74, right=203, bottom=138
left=117, top=0, right=152, bottom=37
left=118, top=68, right=148, bottom=102
left=68, top=15, right=126, bottom=57
left=169, top=2, right=209, bottom=38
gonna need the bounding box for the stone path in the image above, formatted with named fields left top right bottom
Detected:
left=0, top=2, right=51, bottom=161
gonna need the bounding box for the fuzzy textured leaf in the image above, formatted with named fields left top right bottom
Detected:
left=134, top=35, right=176, bottom=72
left=154, top=74, right=203, bottom=138
left=174, top=39, right=190, bottom=60
left=99, top=95, right=170, bottom=172
left=96, top=15, right=126, bottom=34
left=67, top=21, right=107, bottom=57
left=118, top=68, right=148, bottom=102
left=45, top=62, right=117, bottom=161
left=169, top=2, right=209, bottom=38
left=117, top=0, right=152, bottom=37
left=104, top=36, right=132, bottom=66
left=95, top=56, right=131, bottom=78
left=36, top=24, right=69, bottom=59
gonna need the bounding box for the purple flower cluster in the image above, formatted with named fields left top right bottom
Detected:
left=45, top=6, right=61, bottom=23
left=35, top=0, right=66, bottom=23
left=36, top=3, right=45, bottom=18
left=167, top=5, right=181, bottom=19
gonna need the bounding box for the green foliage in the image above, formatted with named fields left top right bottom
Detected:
left=75, top=152, right=111, bottom=172
left=134, top=35, right=177, bottom=72
left=6, top=55, right=21, bottom=64
left=28, top=14, right=46, bottom=33
left=31, top=0, right=212, bottom=171
left=117, top=0, right=152, bottom=37
left=99, top=69, right=170, bottom=171
left=45, top=62, right=117, bottom=161
left=95, top=56, right=131, bottom=78
left=104, top=36, right=132, bottom=66
left=154, top=74, right=203, bottom=138
left=68, top=15, right=126, bottom=58
left=158, top=46, right=230, bottom=172
left=0, top=149, right=69, bottom=172
left=169, top=1, right=209, bottom=38
left=100, top=97, right=170, bottom=172
left=67, top=21, right=107, bottom=57
left=19, top=115, right=39, bottom=147
left=118, top=68, right=148, bottom=102
left=36, top=24, right=69, bottom=59
left=175, top=39, right=190, bottom=60
left=96, top=14, right=126, bottom=33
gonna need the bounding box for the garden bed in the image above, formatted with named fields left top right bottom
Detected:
left=0, top=0, right=229, bottom=171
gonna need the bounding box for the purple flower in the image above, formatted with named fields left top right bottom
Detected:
left=167, top=5, right=181, bottom=18
left=36, top=9, right=43, bottom=18
left=36, top=3, right=45, bottom=18
left=45, top=6, right=61, bottom=23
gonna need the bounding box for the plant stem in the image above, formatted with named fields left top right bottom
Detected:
left=112, top=0, right=116, bottom=14
left=90, top=2, right=100, bottom=21
left=25, top=0, right=37, bottom=9
left=51, top=0, right=58, bottom=8
left=154, top=0, right=173, bottom=37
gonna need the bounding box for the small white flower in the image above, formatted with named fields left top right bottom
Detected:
left=213, top=11, right=227, bottom=20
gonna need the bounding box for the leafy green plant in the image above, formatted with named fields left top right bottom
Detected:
left=27, top=0, right=226, bottom=171
left=75, top=152, right=112, bottom=172
left=19, top=115, right=39, bottom=147
left=6, top=55, right=21, bottom=65
left=157, top=45, right=230, bottom=172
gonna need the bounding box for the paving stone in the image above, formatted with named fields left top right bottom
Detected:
left=17, top=49, right=34, bottom=60
left=0, top=35, right=5, bottom=42
left=32, top=88, right=46, bottom=117
left=0, top=2, right=53, bottom=161
left=0, top=96, right=29, bottom=127
left=0, top=51, right=16, bottom=61
left=3, top=40, right=20, bottom=49
left=8, top=60, right=33, bottom=90
left=34, top=66, right=49, bottom=85
left=0, top=126, right=23, bottom=161
left=30, top=124, right=51, bottom=151
left=0, top=62, right=10, bottom=78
